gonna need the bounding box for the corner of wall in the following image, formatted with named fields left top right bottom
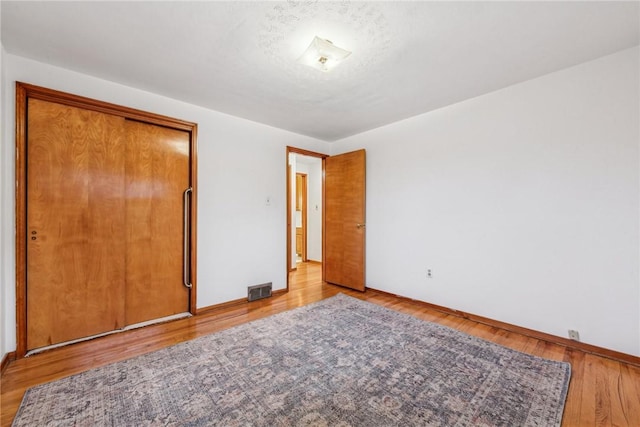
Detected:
left=329, top=47, right=640, bottom=356
left=0, top=16, right=7, bottom=360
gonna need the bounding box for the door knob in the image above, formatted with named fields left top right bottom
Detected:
left=356, top=223, right=366, bottom=229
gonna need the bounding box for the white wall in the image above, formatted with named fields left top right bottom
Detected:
left=306, top=157, right=323, bottom=262
left=0, top=54, right=330, bottom=355
left=0, top=0, right=6, bottom=362
left=332, top=47, right=640, bottom=356
left=289, top=153, right=297, bottom=268
left=295, top=158, right=322, bottom=262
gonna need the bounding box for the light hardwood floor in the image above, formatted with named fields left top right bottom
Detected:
left=1, top=262, right=639, bottom=426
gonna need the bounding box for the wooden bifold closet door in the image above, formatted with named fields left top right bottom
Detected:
left=18, top=83, right=197, bottom=354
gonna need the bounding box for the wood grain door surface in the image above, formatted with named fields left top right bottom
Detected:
left=324, top=149, right=366, bottom=291
left=124, top=120, right=190, bottom=325
left=26, top=98, right=191, bottom=350
left=27, top=99, right=128, bottom=349
left=296, top=173, right=307, bottom=262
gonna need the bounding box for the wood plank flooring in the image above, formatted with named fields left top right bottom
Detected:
left=2, top=262, right=639, bottom=426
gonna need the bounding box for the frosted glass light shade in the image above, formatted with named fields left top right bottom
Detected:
left=297, top=36, right=352, bottom=72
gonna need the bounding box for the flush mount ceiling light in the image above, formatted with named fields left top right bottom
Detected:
left=297, top=36, right=352, bottom=72
left=259, top=2, right=390, bottom=80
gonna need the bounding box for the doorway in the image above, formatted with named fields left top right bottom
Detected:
left=295, top=173, right=308, bottom=263
left=286, top=147, right=326, bottom=289
left=286, top=146, right=367, bottom=292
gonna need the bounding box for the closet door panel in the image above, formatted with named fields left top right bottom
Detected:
left=26, top=99, right=127, bottom=349
left=124, top=120, right=190, bottom=325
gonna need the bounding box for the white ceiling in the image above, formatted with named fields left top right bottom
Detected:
left=2, top=1, right=639, bottom=142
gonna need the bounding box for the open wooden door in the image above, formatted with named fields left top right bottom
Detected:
left=324, top=149, right=366, bottom=291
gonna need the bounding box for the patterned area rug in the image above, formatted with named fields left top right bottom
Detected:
left=13, top=294, right=571, bottom=426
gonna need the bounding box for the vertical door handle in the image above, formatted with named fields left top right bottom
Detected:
left=183, top=187, right=193, bottom=289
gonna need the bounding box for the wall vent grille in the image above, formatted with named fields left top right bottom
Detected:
left=248, top=282, right=272, bottom=302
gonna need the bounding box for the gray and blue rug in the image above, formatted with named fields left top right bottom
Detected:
left=13, top=294, right=570, bottom=426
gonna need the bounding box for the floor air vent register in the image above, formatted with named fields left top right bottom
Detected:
left=248, top=282, right=272, bottom=302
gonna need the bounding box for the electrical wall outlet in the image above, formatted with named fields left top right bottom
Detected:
left=426, top=269, right=433, bottom=278
left=568, top=329, right=580, bottom=341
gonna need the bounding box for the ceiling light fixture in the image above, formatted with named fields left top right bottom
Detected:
left=297, top=36, right=352, bottom=72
